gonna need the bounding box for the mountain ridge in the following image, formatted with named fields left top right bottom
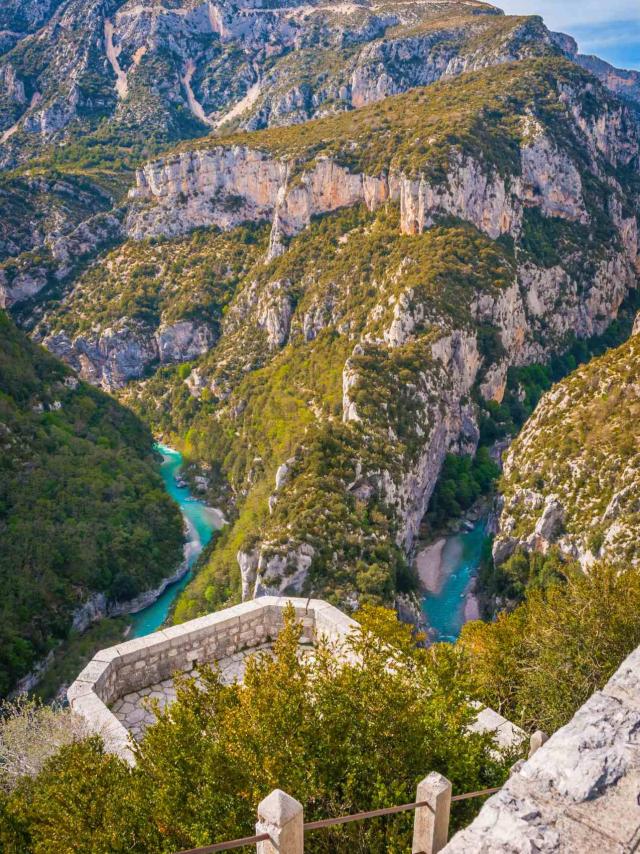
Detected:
left=1, top=0, right=639, bottom=615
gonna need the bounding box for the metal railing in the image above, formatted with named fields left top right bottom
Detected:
left=175, top=780, right=502, bottom=854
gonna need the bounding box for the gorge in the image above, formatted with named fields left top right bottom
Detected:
left=3, top=0, right=640, bottom=850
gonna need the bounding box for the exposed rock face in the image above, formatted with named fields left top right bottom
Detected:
left=156, top=321, right=215, bottom=366
left=44, top=318, right=214, bottom=390
left=443, top=643, right=640, bottom=852
left=0, top=0, right=560, bottom=167
left=255, top=281, right=293, bottom=348
left=72, top=552, right=195, bottom=634
left=253, top=543, right=316, bottom=598
left=494, top=332, right=640, bottom=571
left=118, top=61, right=640, bottom=606
left=127, top=149, right=396, bottom=241
left=126, top=108, right=633, bottom=272
left=558, top=32, right=640, bottom=106
left=384, top=331, right=481, bottom=551
left=4, top=5, right=640, bottom=612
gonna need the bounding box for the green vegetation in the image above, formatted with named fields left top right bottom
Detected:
left=0, top=312, right=183, bottom=695
left=426, top=448, right=500, bottom=531
left=0, top=608, right=511, bottom=853
left=48, top=223, right=269, bottom=338
left=460, top=563, right=640, bottom=733
left=133, top=208, right=516, bottom=618
left=33, top=618, right=132, bottom=702
left=478, top=547, right=575, bottom=607
left=493, top=329, right=640, bottom=574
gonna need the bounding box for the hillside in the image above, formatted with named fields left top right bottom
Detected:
left=1, top=3, right=639, bottom=619
left=1, top=0, right=639, bottom=320
left=0, top=1, right=557, bottom=170
left=493, top=322, right=640, bottom=574
left=0, top=311, right=183, bottom=695
left=43, top=56, right=634, bottom=616
left=1, top=0, right=638, bottom=175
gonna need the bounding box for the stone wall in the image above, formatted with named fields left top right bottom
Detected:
left=67, top=597, right=356, bottom=763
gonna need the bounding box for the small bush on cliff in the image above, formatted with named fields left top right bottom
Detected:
left=459, top=563, right=640, bottom=733
left=1, top=609, right=510, bottom=853
left=0, top=697, right=89, bottom=793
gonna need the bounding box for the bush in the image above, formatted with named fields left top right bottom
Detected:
left=460, top=563, right=640, bottom=733
left=3, top=608, right=510, bottom=853
left=0, top=697, right=90, bottom=793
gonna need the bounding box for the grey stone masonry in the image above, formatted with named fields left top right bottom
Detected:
left=111, top=644, right=316, bottom=742
left=67, top=597, right=358, bottom=763
left=68, top=596, right=526, bottom=765
left=442, top=644, right=640, bottom=853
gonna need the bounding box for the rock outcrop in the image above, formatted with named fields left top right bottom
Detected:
left=443, top=643, right=640, bottom=852
left=494, top=330, right=640, bottom=571
left=125, top=119, right=602, bottom=252
left=44, top=317, right=214, bottom=390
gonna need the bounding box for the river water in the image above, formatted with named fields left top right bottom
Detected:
left=420, top=522, right=487, bottom=643
left=131, top=445, right=486, bottom=642
left=130, top=444, right=221, bottom=638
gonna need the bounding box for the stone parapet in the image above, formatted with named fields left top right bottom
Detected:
left=67, top=597, right=357, bottom=762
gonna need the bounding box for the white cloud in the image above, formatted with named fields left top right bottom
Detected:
left=496, top=0, right=640, bottom=30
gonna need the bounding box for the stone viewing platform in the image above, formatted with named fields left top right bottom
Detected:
left=67, top=597, right=525, bottom=763
left=67, top=598, right=346, bottom=762
left=442, top=643, right=640, bottom=852
left=111, top=642, right=315, bottom=742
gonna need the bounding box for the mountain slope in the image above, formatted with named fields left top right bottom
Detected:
left=493, top=321, right=640, bottom=573
left=2, top=3, right=640, bottom=619
left=52, top=57, right=634, bottom=615
left=1, top=2, right=638, bottom=319
left=42, top=59, right=640, bottom=387
left=0, top=310, right=183, bottom=695
left=0, top=0, right=553, bottom=169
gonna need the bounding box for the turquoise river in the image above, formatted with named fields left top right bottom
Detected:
left=131, top=445, right=486, bottom=643
left=421, top=522, right=487, bottom=643
left=130, top=444, right=221, bottom=638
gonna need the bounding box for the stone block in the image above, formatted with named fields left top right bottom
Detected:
left=74, top=658, right=111, bottom=688
left=67, top=680, right=96, bottom=706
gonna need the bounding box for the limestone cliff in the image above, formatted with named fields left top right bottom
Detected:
left=42, top=59, right=640, bottom=610
left=494, top=324, right=640, bottom=572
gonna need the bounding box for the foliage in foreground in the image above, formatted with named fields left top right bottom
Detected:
left=460, top=563, right=640, bottom=734
left=0, top=608, right=509, bottom=854
left=0, top=697, right=89, bottom=794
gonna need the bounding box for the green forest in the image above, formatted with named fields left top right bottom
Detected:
left=0, top=312, right=184, bottom=695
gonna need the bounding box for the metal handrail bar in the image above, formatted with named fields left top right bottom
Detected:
left=174, top=785, right=501, bottom=853
left=451, top=786, right=501, bottom=803
left=303, top=786, right=501, bottom=831
left=303, top=799, right=433, bottom=830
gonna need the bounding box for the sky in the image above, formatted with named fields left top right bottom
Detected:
left=496, top=0, right=640, bottom=70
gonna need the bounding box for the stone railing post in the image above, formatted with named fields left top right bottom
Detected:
left=256, top=789, right=304, bottom=854
left=412, top=773, right=452, bottom=854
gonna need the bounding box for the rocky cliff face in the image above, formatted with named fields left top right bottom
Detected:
left=39, top=58, right=640, bottom=610
left=0, top=1, right=555, bottom=166
left=2, top=0, right=637, bottom=172
left=43, top=318, right=214, bottom=388
left=493, top=325, right=640, bottom=573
